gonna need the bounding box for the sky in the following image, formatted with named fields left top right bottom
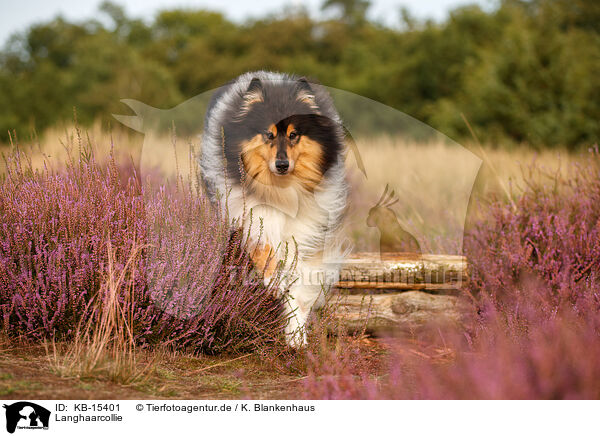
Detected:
left=0, top=0, right=493, bottom=45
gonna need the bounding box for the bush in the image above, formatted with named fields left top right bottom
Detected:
left=2, top=0, right=599, bottom=147
left=303, top=148, right=600, bottom=399
left=0, top=143, right=285, bottom=353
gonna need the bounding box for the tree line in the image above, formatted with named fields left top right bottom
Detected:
left=0, top=0, right=598, bottom=148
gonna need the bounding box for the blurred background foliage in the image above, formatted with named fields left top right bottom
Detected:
left=0, top=0, right=598, bottom=148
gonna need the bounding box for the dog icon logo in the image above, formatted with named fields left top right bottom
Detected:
left=3, top=402, right=50, bottom=433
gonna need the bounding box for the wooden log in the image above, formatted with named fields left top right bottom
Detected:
left=326, top=290, right=467, bottom=334
left=335, top=252, right=467, bottom=294
left=335, top=281, right=461, bottom=292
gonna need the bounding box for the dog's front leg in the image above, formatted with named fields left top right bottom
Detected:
left=283, top=289, right=310, bottom=348
left=282, top=262, right=327, bottom=348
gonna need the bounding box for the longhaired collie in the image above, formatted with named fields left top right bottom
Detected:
left=200, top=71, right=348, bottom=347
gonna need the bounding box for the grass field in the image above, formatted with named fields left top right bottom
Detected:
left=3, top=123, right=585, bottom=255
left=1, top=124, right=597, bottom=399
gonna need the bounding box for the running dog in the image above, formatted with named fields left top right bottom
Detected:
left=200, top=71, right=347, bottom=347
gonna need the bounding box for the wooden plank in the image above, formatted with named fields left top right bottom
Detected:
left=335, top=252, right=467, bottom=292
left=335, top=281, right=462, bottom=292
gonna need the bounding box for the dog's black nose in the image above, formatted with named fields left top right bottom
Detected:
left=275, top=159, right=289, bottom=174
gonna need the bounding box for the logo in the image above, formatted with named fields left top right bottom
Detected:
left=3, top=402, right=50, bottom=434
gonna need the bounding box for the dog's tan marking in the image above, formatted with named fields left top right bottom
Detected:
left=288, top=136, right=324, bottom=191
left=286, top=124, right=296, bottom=136
left=268, top=124, right=277, bottom=137
left=245, top=91, right=263, bottom=105
left=236, top=89, right=264, bottom=119
left=250, top=243, right=277, bottom=278
left=240, top=135, right=270, bottom=181
left=297, top=91, right=319, bottom=111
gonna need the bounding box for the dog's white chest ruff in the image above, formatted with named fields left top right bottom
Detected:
left=235, top=189, right=329, bottom=258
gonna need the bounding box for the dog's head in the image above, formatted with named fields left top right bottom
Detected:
left=224, top=76, right=343, bottom=191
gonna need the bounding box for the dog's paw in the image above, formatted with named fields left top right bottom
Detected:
left=284, top=321, right=307, bottom=348
left=285, top=331, right=307, bottom=348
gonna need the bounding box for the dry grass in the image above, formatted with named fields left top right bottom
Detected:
left=45, top=242, right=157, bottom=385
left=345, top=136, right=586, bottom=253
left=2, top=124, right=587, bottom=256
left=3, top=123, right=582, bottom=191
left=350, top=137, right=582, bottom=199
left=1, top=122, right=199, bottom=186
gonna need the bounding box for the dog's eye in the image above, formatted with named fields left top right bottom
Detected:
left=265, top=131, right=275, bottom=140
left=289, top=131, right=298, bottom=140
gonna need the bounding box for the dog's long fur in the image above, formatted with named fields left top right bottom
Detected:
left=200, top=71, right=347, bottom=346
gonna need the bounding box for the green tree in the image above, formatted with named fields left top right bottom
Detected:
left=322, top=0, right=371, bottom=25
left=1, top=0, right=599, bottom=147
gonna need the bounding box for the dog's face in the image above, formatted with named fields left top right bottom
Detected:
left=240, top=116, right=325, bottom=190
left=225, top=77, right=342, bottom=191
left=259, top=122, right=302, bottom=176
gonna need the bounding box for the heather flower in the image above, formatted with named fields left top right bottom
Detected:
left=304, top=148, right=600, bottom=399
left=0, top=145, right=285, bottom=353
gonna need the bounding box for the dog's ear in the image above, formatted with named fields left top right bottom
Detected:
left=244, top=78, right=264, bottom=104
left=297, top=77, right=312, bottom=93
left=246, top=77, right=263, bottom=96
left=236, top=77, right=264, bottom=119
left=296, top=77, right=319, bottom=111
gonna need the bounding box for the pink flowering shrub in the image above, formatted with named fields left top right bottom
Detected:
left=0, top=148, right=285, bottom=353
left=304, top=149, right=600, bottom=399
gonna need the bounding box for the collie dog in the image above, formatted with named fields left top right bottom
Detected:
left=200, top=71, right=347, bottom=347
